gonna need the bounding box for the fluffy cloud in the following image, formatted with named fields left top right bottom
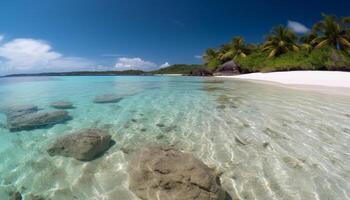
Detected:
left=0, top=38, right=94, bottom=75
left=160, top=62, right=170, bottom=68
left=115, top=57, right=157, bottom=71
left=287, top=21, right=310, bottom=34
left=0, top=35, right=4, bottom=43
left=194, top=55, right=202, bottom=59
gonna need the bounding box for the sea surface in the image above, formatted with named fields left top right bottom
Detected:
left=0, top=76, right=349, bottom=200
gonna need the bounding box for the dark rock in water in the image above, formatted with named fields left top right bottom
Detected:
left=4, top=105, right=38, bottom=119
left=128, top=144, right=227, bottom=200
left=47, top=128, right=112, bottom=161
left=7, top=110, right=70, bottom=132
left=140, top=128, right=147, bottom=132
left=9, top=191, right=22, bottom=200
left=213, top=60, right=240, bottom=76
left=187, top=68, right=213, bottom=76
left=216, top=105, right=226, bottom=109
left=50, top=101, right=74, bottom=109
left=156, top=123, right=165, bottom=128
left=263, top=142, right=270, bottom=148
left=156, top=134, right=166, bottom=140
left=93, top=94, right=123, bottom=104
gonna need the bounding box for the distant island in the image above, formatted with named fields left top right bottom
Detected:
left=1, top=64, right=204, bottom=78
left=2, top=70, right=148, bottom=77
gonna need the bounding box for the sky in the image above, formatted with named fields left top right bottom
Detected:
left=0, top=0, right=349, bottom=75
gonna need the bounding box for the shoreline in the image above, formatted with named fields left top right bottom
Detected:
left=218, top=71, right=350, bottom=96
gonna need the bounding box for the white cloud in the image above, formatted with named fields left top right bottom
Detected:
left=0, top=38, right=94, bottom=74
left=0, top=35, right=4, bottom=43
left=160, top=62, right=170, bottom=68
left=287, top=21, right=310, bottom=34
left=115, top=57, right=157, bottom=71
left=194, top=55, right=202, bottom=59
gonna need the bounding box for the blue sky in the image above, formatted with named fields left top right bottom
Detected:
left=0, top=0, right=349, bottom=74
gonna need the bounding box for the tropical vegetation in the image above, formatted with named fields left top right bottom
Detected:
left=202, top=14, right=350, bottom=73
left=151, top=64, right=202, bottom=74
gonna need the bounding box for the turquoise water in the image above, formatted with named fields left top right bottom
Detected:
left=0, top=76, right=350, bottom=200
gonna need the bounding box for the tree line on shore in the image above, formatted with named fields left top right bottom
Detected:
left=203, top=14, right=350, bottom=73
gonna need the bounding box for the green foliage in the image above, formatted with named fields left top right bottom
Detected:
left=202, top=13, right=350, bottom=73
left=218, top=36, right=252, bottom=61
left=262, top=25, right=299, bottom=58
left=151, top=64, right=202, bottom=74
left=237, top=47, right=350, bottom=73
left=206, top=58, right=221, bottom=69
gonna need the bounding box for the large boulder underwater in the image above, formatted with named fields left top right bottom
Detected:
left=4, top=105, right=71, bottom=132
left=4, top=105, right=38, bottom=119
left=47, top=128, right=113, bottom=161
left=128, top=144, right=227, bottom=200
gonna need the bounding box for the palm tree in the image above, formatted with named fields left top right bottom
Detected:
left=218, top=36, right=251, bottom=61
left=203, top=48, right=218, bottom=64
left=262, top=25, right=299, bottom=58
left=218, top=44, right=233, bottom=62
left=300, top=32, right=319, bottom=52
left=203, top=48, right=221, bottom=68
left=312, top=14, right=350, bottom=50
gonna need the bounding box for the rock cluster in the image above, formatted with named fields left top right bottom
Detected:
left=128, top=144, right=226, bottom=200
left=187, top=68, right=213, bottom=76
left=47, top=128, right=113, bottom=161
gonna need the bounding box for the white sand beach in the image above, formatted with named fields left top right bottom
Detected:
left=219, top=71, right=350, bottom=88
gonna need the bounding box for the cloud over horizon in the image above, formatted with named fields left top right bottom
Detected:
left=114, top=57, right=158, bottom=71
left=287, top=20, right=310, bottom=34
left=160, top=62, right=170, bottom=68
left=0, top=37, right=94, bottom=74
left=194, top=55, right=202, bottom=59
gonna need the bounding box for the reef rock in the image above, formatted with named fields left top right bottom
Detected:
left=50, top=101, right=74, bottom=109
left=93, top=94, right=123, bottom=104
left=4, top=105, right=38, bottom=119
left=7, top=110, right=69, bottom=132
left=47, top=128, right=112, bottom=161
left=128, top=144, right=226, bottom=200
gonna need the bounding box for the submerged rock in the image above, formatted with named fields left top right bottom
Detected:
left=7, top=110, right=70, bottom=132
left=128, top=144, right=226, bottom=200
left=4, top=105, right=38, bottom=119
left=50, top=101, right=74, bottom=109
left=93, top=94, right=123, bottom=104
left=9, top=191, right=22, bottom=200
left=47, top=128, right=112, bottom=161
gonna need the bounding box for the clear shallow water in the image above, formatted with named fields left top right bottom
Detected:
left=0, top=76, right=349, bottom=200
